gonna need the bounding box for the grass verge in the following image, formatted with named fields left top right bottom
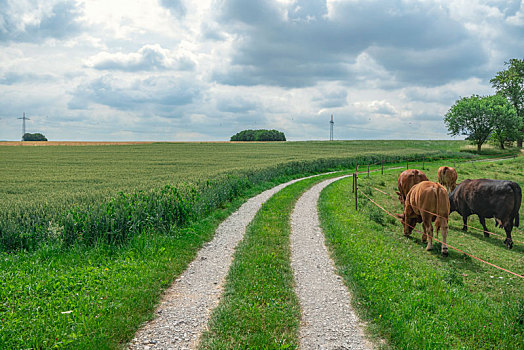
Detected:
left=0, top=175, right=318, bottom=349
left=318, top=158, right=524, bottom=349
left=199, top=173, right=344, bottom=349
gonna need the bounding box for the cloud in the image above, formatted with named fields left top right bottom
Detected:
left=0, top=71, right=55, bottom=85
left=159, top=0, right=186, bottom=18
left=68, top=75, right=201, bottom=113
left=85, top=44, right=195, bottom=72
left=0, top=0, right=83, bottom=42
left=212, top=0, right=484, bottom=88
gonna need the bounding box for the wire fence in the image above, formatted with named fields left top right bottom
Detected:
left=349, top=154, right=523, bottom=279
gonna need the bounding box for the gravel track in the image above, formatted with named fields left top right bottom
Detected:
left=290, top=175, right=372, bottom=350
left=127, top=174, right=322, bottom=350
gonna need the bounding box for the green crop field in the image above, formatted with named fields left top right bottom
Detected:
left=0, top=140, right=521, bottom=349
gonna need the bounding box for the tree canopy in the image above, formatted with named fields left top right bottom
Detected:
left=22, top=133, right=48, bottom=141
left=230, top=129, right=286, bottom=142
left=490, top=58, right=524, bottom=146
left=444, top=94, right=517, bottom=151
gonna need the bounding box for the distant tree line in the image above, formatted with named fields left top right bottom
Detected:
left=445, top=58, right=523, bottom=151
left=22, top=133, right=47, bottom=141
left=231, top=129, right=286, bottom=142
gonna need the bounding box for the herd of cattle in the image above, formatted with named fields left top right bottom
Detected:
left=395, top=166, right=522, bottom=256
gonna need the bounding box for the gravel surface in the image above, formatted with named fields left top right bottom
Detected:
left=290, top=175, right=372, bottom=350
left=127, top=175, right=321, bottom=350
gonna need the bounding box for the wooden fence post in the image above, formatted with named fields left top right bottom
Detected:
left=354, top=172, right=358, bottom=211
left=422, top=156, right=425, bottom=170
left=367, top=163, right=370, bottom=178
left=381, top=160, right=383, bottom=175
left=406, top=161, right=409, bottom=170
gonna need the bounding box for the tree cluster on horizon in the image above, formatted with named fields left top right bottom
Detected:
left=230, top=129, right=286, bottom=142
left=445, top=58, right=524, bottom=151
left=22, top=133, right=48, bottom=141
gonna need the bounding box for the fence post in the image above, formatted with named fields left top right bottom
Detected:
left=354, top=172, right=358, bottom=211
left=367, top=163, right=370, bottom=178
left=381, top=160, right=383, bottom=175
left=422, top=156, right=425, bottom=170
left=407, top=161, right=409, bottom=170
left=352, top=173, right=355, bottom=193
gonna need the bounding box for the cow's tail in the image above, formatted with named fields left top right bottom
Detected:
left=510, top=182, right=522, bottom=228
left=434, top=185, right=440, bottom=238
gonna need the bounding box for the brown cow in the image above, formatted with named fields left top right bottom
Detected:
left=437, top=166, right=458, bottom=192
left=396, top=169, right=429, bottom=205
left=399, top=181, right=450, bottom=256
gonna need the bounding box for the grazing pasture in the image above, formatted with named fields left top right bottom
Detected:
left=0, top=141, right=519, bottom=349
left=319, top=156, right=524, bottom=349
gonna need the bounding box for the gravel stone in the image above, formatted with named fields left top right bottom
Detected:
left=290, top=175, right=372, bottom=350
left=127, top=174, right=322, bottom=350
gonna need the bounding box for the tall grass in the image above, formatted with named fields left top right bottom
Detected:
left=0, top=148, right=477, bottom=251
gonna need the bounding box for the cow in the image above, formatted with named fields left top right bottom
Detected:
left=437, top=166, right=458, bottom=192
left=396, top=169, right=429, bottom=205
left=449, top=179, right=521, bottom=249
left=398, top=181, right=450, bottom=256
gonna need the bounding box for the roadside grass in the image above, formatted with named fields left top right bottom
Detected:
left=319, top=157, right=524, bottom=349
left=0, top=177, right=303, bottom=349
left=200, top=173, right=343, bottom=349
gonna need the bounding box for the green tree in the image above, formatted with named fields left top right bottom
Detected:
left=490, top=58, right=524, bottom=147
left=487, top=94, right=519, bottom=149
left=230, top=129, right=286, bottom=141
left=22, top=133, right=47, bottom=141
left=444, top=95, right=517, bottom=152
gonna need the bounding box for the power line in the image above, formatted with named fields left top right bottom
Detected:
left=17, top=112, right=30, bottom=139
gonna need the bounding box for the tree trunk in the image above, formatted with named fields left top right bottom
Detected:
left=500, top=141, right=505, bottom=149
left=477, top=143, right=482, bottom=152
left=518, top=139, right=523, bottom=148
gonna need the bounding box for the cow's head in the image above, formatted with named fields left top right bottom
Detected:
left=396, top=191, right=404, bottom=204
left=396, top=213, right=416, bottom=236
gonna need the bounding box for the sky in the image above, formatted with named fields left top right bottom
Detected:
left=0, top=0, right=523, bottom=141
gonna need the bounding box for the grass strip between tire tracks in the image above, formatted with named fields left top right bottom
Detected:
left=199, top=173, right=346, bottom=349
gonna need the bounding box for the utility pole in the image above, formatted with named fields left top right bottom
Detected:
left=329, top=114, right=334, bottom=141
left=18, top=112, right=30, bottom=140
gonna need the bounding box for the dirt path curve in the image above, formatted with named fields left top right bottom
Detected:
left=290, top=175, right=372, bottom=350
left=127, top=174, right=328, bottom=350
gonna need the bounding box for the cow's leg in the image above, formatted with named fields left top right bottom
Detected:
left=503, top=223, right=514, bottom=249
left=462, top=215, right=468, bottom=231
left=479, top=216, right=489, bottom=237
left=422, top=215, right=433, bottom=251
left=440, top=219, right=449, bottom=257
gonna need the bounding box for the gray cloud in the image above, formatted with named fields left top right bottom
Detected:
left=69, top=75, right=201, bottom=114
left=0, top=71, right=55, bottom=85
left=159, top=0, right=186, bottom=18
left=213, top=0, right=486, bottom=88
left=85, top=45, right=195, bottom=72
left=216, top=96, right=257, bottom=113
left=0, top=0, right=83, bottom=42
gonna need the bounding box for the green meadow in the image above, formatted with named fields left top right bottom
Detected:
left=0, top=140, right=521, bottom=349
left=319, top=156, right=524, bottom=349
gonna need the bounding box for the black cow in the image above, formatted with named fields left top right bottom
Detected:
left=449, top=179, right=521, bottom=249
